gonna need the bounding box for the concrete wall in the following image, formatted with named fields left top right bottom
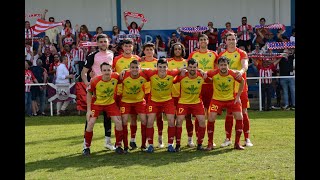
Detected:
left=26, top=0, right=292, bottom=30
left=25, top=0, right=293, bottom=46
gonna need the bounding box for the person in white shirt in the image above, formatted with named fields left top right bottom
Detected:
left=55, top=56, right=74, bottom=115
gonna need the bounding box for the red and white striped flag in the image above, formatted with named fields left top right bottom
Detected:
left=31, top=19, right=63, bottom=36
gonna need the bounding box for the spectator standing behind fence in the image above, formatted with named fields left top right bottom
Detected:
left=25, top=61, right=39, bottom=117
left=252, top=58, right=281, bottom=111
left=48, top=54, right=60, bottom=83
left=30, top=59, right=48, bottom=116
left=279, top=49, right=295, bottom=110
left=55, top=56, right=74, bottom=115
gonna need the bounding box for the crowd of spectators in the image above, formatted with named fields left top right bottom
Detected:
left=25, top=10, right=295, bottom=116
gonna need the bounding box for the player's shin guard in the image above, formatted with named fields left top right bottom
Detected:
left=115, top=128, right=123, bottom=148
left=168, top=126, right=176, bottom=144
left=103, top=112, right=112, bottom=137
left=197, top=126, right=205, bottom=145
left=195, top=118, right=199, bottom=138
left=146, top=127, right=154, bottom=145
left=207, top=121, right=215, bottom=145
left=122, top=125, right=128, bottom=148
left=243, top=113, right=250, bottom=139
left=225, top=114, right=234, bottom=139
left=185, top=114, right=193, bottom=138
left=84, top=131, right=93, bottom=148
left=175, top=126, right=182, bottom=145
left=156, top=112, right=163, bottom=136
left=141, top=124, right=147, bottom=148
left=235, top=120, right=243, bottom=144
left=130, top=124, right=137, bottom=139
left=84, top=120, right=88, bottom=138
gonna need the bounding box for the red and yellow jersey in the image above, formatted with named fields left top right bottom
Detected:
left=188, top=50, right=218, bottom=71
left=120, top=71, right=148, bottom=103
left=167, top=57, right=187, bottom=98
left=175, top=72, right=204, bottom=104
left=140, top=58, right=158, bottom=69
left=112, top=54, right=140, bottom=95
left=140, top=58, right=158, bottom=94
left=218, top=48, right=248, bottom=92
left=113, top=54, right=141, bottom=73
left=207, top=69, right=242, bottom=101
left=143, top=69, right=179, bottom=102
left=88, top=73, right=119, bottom=105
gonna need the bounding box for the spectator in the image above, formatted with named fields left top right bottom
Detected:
left=255, top=18, right=272, bottom=49
left=220, top=22, right=235, bottom=43
left=252, top=57, right=281, bottom=111
left=178, top=28, right=200, bottom=58
left=237, top=17, right=254, bottom=52
left=60, top=20, right=76, bottom=46
left=25, top=61, right=38, bottom=116
left=48, top=54, right=60, bottom=83
left=41, top=9, right=60, bottom=50
left=92, top=26, right=104, bottom=42
left=155, top=35, right=167, bottom=59
left=290, top=28, right=295, bottom=42
left=124, top=16, right=145, bottom=54
left=207, top=21, right=219, bottom=51
left=30, top=59, right=48, bottom=116
left=279, top=49, right=295, bottom=110
left=110, top=26, right=126, bottom=56
left=167, top=32, right=180, bottom=57
left=55, top=56, right=75, bottom=115
left=76, top=24, right=92, bottom=46
left=25, top=21, right=34, bottom=41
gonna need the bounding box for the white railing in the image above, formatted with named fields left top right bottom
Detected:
left=247, top=76, right=295, bottom=111
left=25, top=83, right=74, bottom=116
left=26, top=76, right=295, bottom=116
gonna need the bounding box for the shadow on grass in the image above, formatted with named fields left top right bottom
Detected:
left=25, top=110, right=295, bottom=127
left=25, top=135, right=106, bottom=146
left=25, top=146, right=235, bottom=173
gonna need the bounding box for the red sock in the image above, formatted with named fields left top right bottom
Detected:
left=115, top=128, right=123, bottom=147
left=168, top=126, right=176, bottom=144
left=130, top=124, right=137, bottom=139
left=84, top=131, right=93, bottom=148
left=207, top=121, right=215, bottom=145
left=197, top=126, right=205, bottom=145
left=243, top=113, right=250, bottom=139
left=185, top=114, right=193, bottom=138
left=176, top=126, right=182, bottom=145
left=146, top=127, right=154, bottom=145
left=141, top=124, right=146, bottom=147
left=122, top=125, right=128, bottom=148
left=225, top=114, right=233, bottom=139
left=156, top=112, right=163, bottom=136
left=195, top=118, right=199, bottom=138
left=235, top=120, right=243, bottom=144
